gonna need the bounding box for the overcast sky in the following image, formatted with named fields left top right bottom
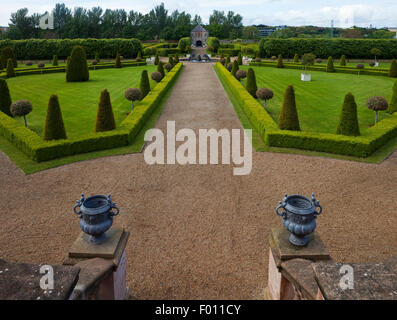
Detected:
left=1, top=0, right=397, bottom=28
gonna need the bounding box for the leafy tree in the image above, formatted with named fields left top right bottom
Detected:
left=43, top=95, right=67, bottom=141
left=66, top=46, right=89, bottom=82
left=94, top=89, right=116, bottom=132
left=336, top=93, right=360, bottom=136
left=326, top=56, right=335, bottom=72
left=0, top=79, right=12, bottom=116
left=387, top=80, right=397, bottom=114
left=246, top=68, right=258, bottom=98
left=278, top=85, right=300, bottom=131
left=139, top=70, right=150, bottom=99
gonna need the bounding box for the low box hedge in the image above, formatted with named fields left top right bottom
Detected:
left=0, top=63, right=183, bottom=162
left=215, top=62, right=397, bottom=157
left=218, top=48, right=241, bottom=57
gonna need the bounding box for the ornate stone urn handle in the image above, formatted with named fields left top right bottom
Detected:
left=312, top=193, right=322, bottom=215
left=107, top=194, right=120, bottom=216
left=275, top=194, right=288, bottom=218
left=73, top=193, right=85, bottom=216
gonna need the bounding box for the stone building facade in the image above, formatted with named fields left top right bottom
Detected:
left=191, top=25, right=209, bottom=48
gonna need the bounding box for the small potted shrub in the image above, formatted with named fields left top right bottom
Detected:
left=301, top=53, right=315, bottom=82
left=124, top=88, right=142, bottom=111
left=256, top=88, right=274, bottom=108
left=366, top=96, right=388, bottom=124
left=151, top=71, right=163, bottom=83
left=356, top=64, right=364, bottom=76
left=10, top=100, right=32, bottom=127
left=235, top=69, right=247, bottom=82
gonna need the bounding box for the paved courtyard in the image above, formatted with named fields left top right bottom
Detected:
left=0, top=63, right=396, bottom=299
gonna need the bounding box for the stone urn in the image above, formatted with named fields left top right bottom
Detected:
left=73, top=194, right=119, bottom=244
left=276, top=193, right=322, bottom=246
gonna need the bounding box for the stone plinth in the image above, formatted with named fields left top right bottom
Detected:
left=63, top=227, right=130, bottom=300
left=0, top=259, right=79, bottom=300
left=267, top=228, right=331, bottom=300
left=313, top=262, right=397, bottom=300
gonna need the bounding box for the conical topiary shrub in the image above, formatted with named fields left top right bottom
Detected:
left=389, top=59, right=397, bottom=78
left=237, top=52, right=243, bottom=65
left=154, top=53, right=159, bottom=65
left=95, top=52, right=100, bottom=63
left=43, top=95, right=67, bottom=141
left=326, top=56, right=335, bottom=72
left=340, top=55, right=346, bottom=66
left=6, top=59, right=15, bottom=78
left=336, top=92, right=360, bottom=136
left=94, top=89, right=116, bottom=133
left=278, top=85, right=300, bottom=131
left=225, top=55, right=231, bottom=67
left=276, top=54, right=284, bottom=68
left=174, top=54, right=179, bottom=64
left=0, top=47, right=17, bottom=69
left=115, top=53, right=122, bottom=68
left=140, top=70, right=151, bottom=100
left=293, top=54, right=299, bottom=63
left=52, top=55, right=58, bottom=66
left=246, top=68, right=258, bottom=98
left=168, top=56, right=174, bottom=66
left=231, top=60, right=239, bottom=78
left=157, top=61, right=165, bottom=78
left=66, top=46, right=89, bottom=82
left=388, top=80, right=397, bottom=114
left=0, top=79, right=12, bottom=116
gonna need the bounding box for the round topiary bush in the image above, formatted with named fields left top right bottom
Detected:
left=151, top=71, right=163, bottom=83
left=366, top=96, right=388, bottom=124
left=124, top=88, right=142, bottom=110
left=0, top=79, right=12, bottom=117
left=66, top=46, right=89, bottom=82
left=256, top=88, right=274, bottom=108
left=336, top=92, right=360, bottom=136
left=369, top=61, right=376, bottom=67
left=271, top=56, right=277, bottom=61
left=226, top=62, right=233, bottom=72
left=10, top=100, right=32, bottom=127
left=255, top=57, right=261, bottom=63
left=43, top=94, right=67, bottom=141
left=38, top=62, right=45, bottom=68
left=356, top=64, right=364, bottom=75
left=164, top=63, right=173, bottom=72
left=25, top=61, right=33, bottom=66
left=94, top=89, right=116, bottom=132
left=316, top=58, right=322, bottom=63
left=92, top=60, right=98, bottom=65
left=235, top=69, right=247, bottom=81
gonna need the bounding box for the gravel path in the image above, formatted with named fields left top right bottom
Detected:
left=0, top=63, right=396, bottom=299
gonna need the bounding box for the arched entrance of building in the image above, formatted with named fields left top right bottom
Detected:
left=196, top=40, right=202, bottom=47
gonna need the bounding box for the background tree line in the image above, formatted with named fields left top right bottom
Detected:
left=0, top=2, right=243, bottom=40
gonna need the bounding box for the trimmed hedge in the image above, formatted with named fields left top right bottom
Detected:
left=0, top=38, right=142, bottom=60
left=0, top=63, right=183, bottom=162
left=218, top=48, right=240, bottom=57
left=260, top=38, right=397, bottom=59
left=249, top=61, right=389, bottom=77
left=215, top=62, right=397, bottom=157
left=157, top=48, right=181, bottom=57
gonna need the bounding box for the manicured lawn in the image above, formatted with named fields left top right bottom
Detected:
left=241, top=66, right=395, bottom=136
left=7, top=65, right=157, bottom=139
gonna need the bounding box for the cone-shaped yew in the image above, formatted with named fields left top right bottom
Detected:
left=66, top=46, right=89, bottom=82
left=157, top=61, right=165, bottom=78
left=388, top=80, right=397, bottom=114
left=278, top=85, right=300, bottom=131
left=389, top=59, right=397, bottom=78
left=336, top=92, right=360, bottom=136
left=94, top=89, right=116, bottom=132
left=340, top=55, right=346, bottom=66
left=140, top=70, right=151, bottom=100
left=246, top=68, right=258, bottom=98
left=43, top=95, right=67, bottom=141
left=326, top=56, right=335, bottom=72
left=115, top=53, right=122, bottom=68
left=0, top=79, right=12, bottom=116
left=231, top=60, right=239, bottom=78
left=6, top=59, right=15, bottom=78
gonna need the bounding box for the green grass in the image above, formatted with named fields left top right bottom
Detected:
left=0, top=66, right=181, bottom=174
left=215, top=66, right=397, bottom=163
left=241, top=66, right=395, bottom=136
left=7, top=65, right=157, bottom=139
